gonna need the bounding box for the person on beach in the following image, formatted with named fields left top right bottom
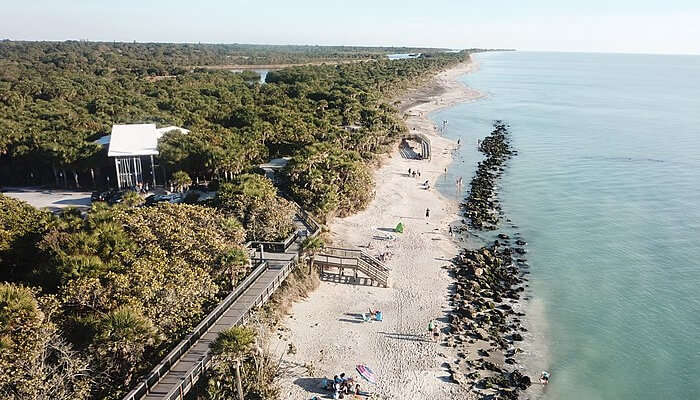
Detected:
left=408, top=168, right=411, bottom=176
left=425, top=208, right=430, bottom=219
left=418, top=170, right=421, bottom=177
left=428, top=319, right=437, bottom=341
left=540, top=371, right=550, bottom=385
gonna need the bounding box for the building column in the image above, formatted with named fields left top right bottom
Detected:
left=150, top=155, right=156, bottom=188
left=132, top=157, right=139, bottom=187
left=114, top=158, right=121, bottom=189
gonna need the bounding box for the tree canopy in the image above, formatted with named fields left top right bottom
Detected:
left=0, top=195, right=248, bottom=398
left=214, top=174, right=296, bottom=241
left=0, top=42, right=470, bottom=221
left=0, top=41, right=474, bottom=399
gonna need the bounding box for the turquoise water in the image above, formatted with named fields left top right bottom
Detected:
left=434, top=52, right=700, bottom=399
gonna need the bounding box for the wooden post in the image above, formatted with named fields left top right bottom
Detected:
left=235, top=359, right=244, bottom=400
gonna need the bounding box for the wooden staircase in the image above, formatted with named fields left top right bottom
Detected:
left=314, top=247, right=390, bottom=287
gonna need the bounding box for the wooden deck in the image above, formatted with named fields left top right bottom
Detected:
left=314, top=247, right=390, bottom=287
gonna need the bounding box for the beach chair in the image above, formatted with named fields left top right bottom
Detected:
left=374, top=311, right=383, bottom=321
left=362, top=313, right=370, bottom=322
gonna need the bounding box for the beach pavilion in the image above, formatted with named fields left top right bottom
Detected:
left=101, top=124, right=189, bottom=189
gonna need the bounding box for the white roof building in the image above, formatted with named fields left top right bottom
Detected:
left=106, top=124, right=189, bottom=157
left=102, top=124, right=189, bottom=189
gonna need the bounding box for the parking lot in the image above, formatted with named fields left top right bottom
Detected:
left=2, top=187, right=92, bottom=212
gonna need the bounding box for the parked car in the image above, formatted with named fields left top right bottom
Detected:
left=107, top=190, right=129, bottom=205
left=144, top=193, right=182, bottom=206
left=91, top=189, right=118, bottom=202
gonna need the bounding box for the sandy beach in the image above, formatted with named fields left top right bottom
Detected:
left=272, top=61, right=483, bottom=399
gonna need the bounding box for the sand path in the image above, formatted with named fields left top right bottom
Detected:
left=273, top=61, right=482, bottom=399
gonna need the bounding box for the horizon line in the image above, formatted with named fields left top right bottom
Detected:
left=2, top=38, right=699, bottom=57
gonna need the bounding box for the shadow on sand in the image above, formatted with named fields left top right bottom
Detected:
left=378, top=331, right=430, bottom=343
left=293, top=377, right=330, bottom=396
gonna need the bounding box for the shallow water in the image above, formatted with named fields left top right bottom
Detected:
left=435, top=51, right=700, bottom=399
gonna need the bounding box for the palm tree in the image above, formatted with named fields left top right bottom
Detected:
left=94, top=306, right=159, bottom=385
left=221, top=248, right=249, bottom=290
left=210, top=326, right=256, bottom=400
left=301, top=236, right=325, bottom=274
left=170, top=170, right=191, bottom=193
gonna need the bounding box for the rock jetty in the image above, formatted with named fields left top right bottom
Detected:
left=461, top=121, right=513, bottom=230
left=447, top=121, right=532, bottom=399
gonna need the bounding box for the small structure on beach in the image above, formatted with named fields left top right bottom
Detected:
left=98, top=124, right=189, bottom=189
left=400, top=133, right=431, bottom=160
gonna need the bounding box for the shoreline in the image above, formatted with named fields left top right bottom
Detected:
left=272, top=60, right=484, bottom=399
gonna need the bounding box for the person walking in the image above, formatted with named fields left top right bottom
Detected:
left=428, top=319, right=438, bottom=342
left=425, top=208, right=430, bottom=219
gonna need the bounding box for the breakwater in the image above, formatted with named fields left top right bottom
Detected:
left=446, top=122, right=532, bottom=399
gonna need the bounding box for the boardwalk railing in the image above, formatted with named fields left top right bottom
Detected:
left=246, top=204, right=321, bottom=253
left=122, top=259, right=269, bottom=400
left=123, top=203, right=316, bottom=400
left=249, top=231, right=298, bottom=253
left=314, top=247, right=390, bottom=287
left=161, top=258, right=298, bottom=400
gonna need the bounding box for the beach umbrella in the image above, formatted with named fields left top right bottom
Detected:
left=394, top=222, right=404, bottom=233
left=356, top=364, right=377, bottom=384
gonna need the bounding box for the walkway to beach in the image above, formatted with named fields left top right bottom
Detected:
left=142, top=251, right=298, bottom=400
left=124, top=207, right=388, bottom=400
left=124, top=214, right=313, bottom=400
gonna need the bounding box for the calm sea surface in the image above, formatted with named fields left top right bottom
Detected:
left=434, top=51, right=700, bottom=399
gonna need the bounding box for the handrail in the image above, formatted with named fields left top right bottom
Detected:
left=316, top=247, right=390, bottom=287
left=162, top=258, right=297, bottom=400
left=122, top=260, right=269, bottom=400
left=122, top=200, right=316, bottom=400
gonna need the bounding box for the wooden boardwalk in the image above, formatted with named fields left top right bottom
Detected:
left=123, top=207, right=387, bottom=400
left=142, top=252, right=297, bottom=400
left=125, top=226, right=309, bottom=400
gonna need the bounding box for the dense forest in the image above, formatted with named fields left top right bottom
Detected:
left=0, top=41, right=470, bottom=399
left=0, top=41, right=468, bottom=216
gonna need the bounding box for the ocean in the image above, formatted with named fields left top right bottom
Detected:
left=434, top=51, right=700, bottom=399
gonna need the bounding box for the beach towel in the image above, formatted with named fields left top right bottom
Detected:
left=356, top=364, right=377, bottom=384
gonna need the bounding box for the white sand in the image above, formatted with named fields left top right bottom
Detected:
left=273, top=62, right=483, bottom=399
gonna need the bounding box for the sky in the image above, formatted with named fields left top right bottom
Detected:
left=2, top=0, right=700, bottom=55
